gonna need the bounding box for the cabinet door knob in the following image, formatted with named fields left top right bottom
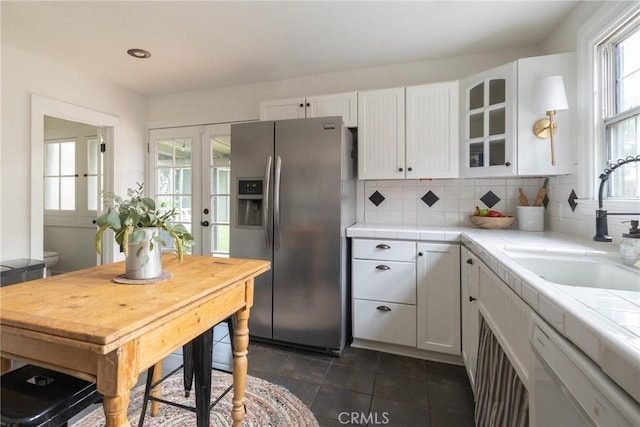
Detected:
left=306, top=102, right=310, bottom=107
left=469, top=296, right=476, bottom=302
left=466, top=258, right=473, bottom=265
left=299, top=103, right=304, bottom=108
left=408, top=167, right=413, bottom=172
left=398, top=167, right=403, bottom=172
left=376, top=305, right=392, bottom=312
left=376, top=265, right=391, bottom=271
left=505, top=162, right=511, bottom=167
left=376, top=244, right=391, bottom=249
left=418, top=252, right=424, bottom=256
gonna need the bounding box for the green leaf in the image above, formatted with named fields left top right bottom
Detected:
left=106, top=210, right=121, bottom=229
left=131, top=229, right=146, bottom=244
left=142, top=197, right=156, bottom=210
left=139, top=253, right=149, bottom=267
left=152, top=236, right=166, bottom=247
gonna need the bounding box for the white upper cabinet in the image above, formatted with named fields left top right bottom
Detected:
left=357, top=87, right=406, bottom=180
left=460, top=62, right=516, bottom=177
left=260, top=92, right=357, bottom=127
left=460, top=52, right=575, bottom=177
left=406, top=81, right=459, bottom=178
left=358, top=83, right=459, bottom=180
left=259, top=97, right=307, bottom=121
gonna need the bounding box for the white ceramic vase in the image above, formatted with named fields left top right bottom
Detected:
left=125, top=227, right=162, bottom=280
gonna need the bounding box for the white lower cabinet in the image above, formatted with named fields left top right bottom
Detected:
left=460, top=245, right=532, bottom=397
left=416, top=243, right=461, bottom=355
left=477, top=260, right=533, bottom=387
left=353, top=299, right=416, bottom=347
left=352, top=238, right=461, bottom=359
left=461, top=246, right=480, bottom=392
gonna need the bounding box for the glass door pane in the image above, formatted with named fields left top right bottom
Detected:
left=205, top=129, right=231, bottom=257
left=149, top=128, right=200, bottom=255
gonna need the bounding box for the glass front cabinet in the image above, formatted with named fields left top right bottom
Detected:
left=460, top=53, right=575, bottom=178
left=460, top=62, right=517, bottom=177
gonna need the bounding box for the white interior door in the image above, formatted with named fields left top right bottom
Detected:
left=148, top=123, right=232, bottom=257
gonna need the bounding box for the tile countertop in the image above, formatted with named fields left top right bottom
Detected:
left=347, top=223, right=640, bottom=403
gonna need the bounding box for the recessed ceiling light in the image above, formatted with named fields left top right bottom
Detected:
left=127, top=48, right=151, bottom=59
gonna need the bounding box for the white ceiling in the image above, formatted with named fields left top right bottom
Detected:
left=2, top=1, right=583, bottom=97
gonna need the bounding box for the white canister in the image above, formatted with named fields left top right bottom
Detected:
left=516, top=206, right=545, bottom=232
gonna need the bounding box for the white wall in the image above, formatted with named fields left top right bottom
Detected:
left=147, top=46, right=541, bottom=128
left=1, top=45, right=148, bottom=261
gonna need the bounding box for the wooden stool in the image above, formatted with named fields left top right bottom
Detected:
left=138, top=317, right=235, bottom=426
left=1, top=364, right=101, bottom=427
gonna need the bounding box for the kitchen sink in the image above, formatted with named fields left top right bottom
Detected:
left=500, top=250, right=640, bottom=292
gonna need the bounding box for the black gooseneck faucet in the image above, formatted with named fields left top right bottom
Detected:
left=594, top=155, right=640, bottom=242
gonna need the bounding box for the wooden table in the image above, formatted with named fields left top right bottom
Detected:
left=0, top=255, right=270, bottom=427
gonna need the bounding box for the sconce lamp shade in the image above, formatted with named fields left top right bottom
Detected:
left=532, top=75, right=568, bottom=113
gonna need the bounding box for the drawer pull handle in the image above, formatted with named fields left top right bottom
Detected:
left=376, top=244, right=391, bottom=249
left=376, top=305, right=392, bottom=312
left=466, top=258, right=473, bottom=265
left=376, top=265, right=390, bottom=271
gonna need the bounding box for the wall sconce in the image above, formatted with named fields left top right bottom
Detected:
left=532, top=75, right=568, bottom=166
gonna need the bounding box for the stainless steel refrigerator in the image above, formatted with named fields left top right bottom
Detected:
left=230, top=117, right=356, bottom=355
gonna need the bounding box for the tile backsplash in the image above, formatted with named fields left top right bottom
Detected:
left=359, top=177, right=546, bottom=227
left=357, top=175, right=637, bottom=245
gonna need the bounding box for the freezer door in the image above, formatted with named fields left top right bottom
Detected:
left=230, top=121, right=274, bottom=339
left=272, top=117, right=347, bottom=349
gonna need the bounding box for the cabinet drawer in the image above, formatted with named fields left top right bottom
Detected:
left=353, top=239, right=415, bottom=262
left=353, top=260, right=416, bottom=304
left=353, top=299, right=416, bottom=347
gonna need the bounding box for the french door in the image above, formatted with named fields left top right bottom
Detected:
left=148, top=124, right=231, bottom=257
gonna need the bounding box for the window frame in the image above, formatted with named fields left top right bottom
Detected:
left=576, top=1, right=640, bottom=213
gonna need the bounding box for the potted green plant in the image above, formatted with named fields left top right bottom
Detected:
left=94, top=183, right=194, bottom=280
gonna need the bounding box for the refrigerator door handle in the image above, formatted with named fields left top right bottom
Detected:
left=274, top=155, right=282, bottom=251
left=264, top=156, right=273, bottom=249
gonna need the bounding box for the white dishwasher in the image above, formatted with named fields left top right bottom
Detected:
left=530, top=313, right=640, bottom=427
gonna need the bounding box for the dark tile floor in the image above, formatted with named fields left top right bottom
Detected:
left=214, top=324, right=475, bottom=427
left=71, top=323, right=476, bottom=426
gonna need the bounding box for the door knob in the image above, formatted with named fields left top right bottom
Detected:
left=469, top=296, right=476, bottom=302
left=203, top=208, right=209, bottom=214
left=201, top=220, right=210, bottom=227
left=466, top=258, right=473, bottom=265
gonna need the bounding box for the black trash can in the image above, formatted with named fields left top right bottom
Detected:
left=0, top=259, right=46, bottom=287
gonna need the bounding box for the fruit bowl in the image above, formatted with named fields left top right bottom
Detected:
left=470, top=215, right=515, bottom=229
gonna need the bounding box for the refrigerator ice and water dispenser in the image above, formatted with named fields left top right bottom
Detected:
left=236, top=179, right=263, bottom=227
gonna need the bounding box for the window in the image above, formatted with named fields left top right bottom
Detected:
left=599, top=15, right=640, bottom=199
left=44, top=136, right=101, bottom=215
left=44, top=139, right=76, bottom=211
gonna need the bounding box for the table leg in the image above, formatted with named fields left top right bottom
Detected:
left=232, top=306, right=250, bottom=427
left=103, top=392, right=131, bottom=427
left=1, top=357, right=12, bottom=374
left=193, top=328, right=213, bottom=427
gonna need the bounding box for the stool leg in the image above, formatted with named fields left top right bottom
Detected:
left=182, top=342, right=194, bottom=397
left=193, top=327, right=213, bottom=427
left=137, top=364, right=155, bottom=427
left=149, top=361, right=163, bottom=417
left=227, top=316, right=235, bottom=353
